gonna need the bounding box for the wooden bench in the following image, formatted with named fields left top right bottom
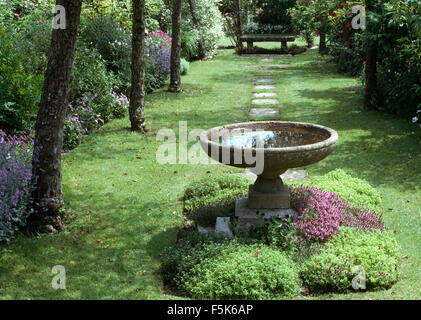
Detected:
left=239, top=36, right=295, bottom=53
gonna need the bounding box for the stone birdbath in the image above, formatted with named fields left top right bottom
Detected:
left=199, top=121, right=338, bottom=229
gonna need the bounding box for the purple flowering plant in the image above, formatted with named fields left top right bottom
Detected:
left=145, top=30, right=172, bottom=92
left=0, top=129, right=34, bottom=244
left=291, top=186, right=385, bottom=243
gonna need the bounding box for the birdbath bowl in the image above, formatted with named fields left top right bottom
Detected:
left=199, top=121, right=338, bottom=209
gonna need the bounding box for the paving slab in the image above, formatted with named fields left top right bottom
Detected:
left=254, top=73, right=274, bottom=76
left=253, top=92, right=278, bottom=98
left=215, top=217, right=233, bottom=238
left=267, top=64, right=291, bottom=68
left=259, top=58, right=274, bottom=62
left=251, top=99, right=279, bottom=105
left=254, top=84, right=276, bottom=90
left=249, top=108, right=280, bottom=117
left=254, top=78, right=275, bottom=83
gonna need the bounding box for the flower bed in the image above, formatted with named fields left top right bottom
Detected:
left=0, top=129, right=34, bottom=244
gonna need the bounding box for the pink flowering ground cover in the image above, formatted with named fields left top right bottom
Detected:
left=291, top=186, right=385, bottom=242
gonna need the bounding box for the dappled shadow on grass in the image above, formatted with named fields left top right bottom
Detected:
left=0, top=181, right=180, bottom=298
left=282, top=87, right=421, bottom=192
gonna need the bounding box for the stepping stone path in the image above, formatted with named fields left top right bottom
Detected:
left=251, top=99, right=278, bottom=105
left=250, top=58, right=280, bottom=119
left=249, top=108, right=280, bottom=117
left=253, top=92, right=277, bottom=98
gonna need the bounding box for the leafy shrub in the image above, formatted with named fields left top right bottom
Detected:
left=259, top=217, right=299, bottom=253
left=298, top=169, right=382, bottom=212
left=0, top=27, right=43, bottom=133
left=322, top=0, right=421, bottom=119
left=291, top=186, right=385, bottom=242
left=180, top=58, right=189, bottom=75
left=79, top=14, right=131, bottom=74
left=80, top=14, right=172, bottom=94
left=254, top=0, right=296, bottom=27
left=162, top=232, right=301, bottom=299
left=70, top=45, right=121, bottom=122
left=181, top=0, right=224, bottom=60
left=62, top=92, right=128, bottom=151
left=181, top=31, right=199, bottom=61
left=301, top=227, right=400, bottom=292
left=183, top=174, right=250, bottom=226
left=63, top=114, right=85, bottom=152
left=13, top=4, right=52, bottom=76
left=0, top=129, right=34, bottom=244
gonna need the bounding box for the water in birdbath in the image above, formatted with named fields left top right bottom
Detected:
left=220, top=130, right=326, bottom=149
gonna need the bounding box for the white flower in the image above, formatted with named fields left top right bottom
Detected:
left=412, top=117, right=418, bottom=123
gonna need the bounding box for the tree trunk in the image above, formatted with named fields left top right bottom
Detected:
left=129, top=0, right=146, bottom=131
left=319, top=32, right=327, bottom=54
left=337, top=49, right=347, bottom=73
left=235, top=0, right=243, bottom=51
left=365, top=0, right=378, bottom=109
left=168, top=0, right=182, bottom=93
left=305, top=34, right=314, bottom=48
left=28, top=0, right=83, bottom=233
left=187, top=0, right=207, bottom=60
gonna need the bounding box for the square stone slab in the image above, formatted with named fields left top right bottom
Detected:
left=235, top=197, right=296, bottom=229
left=268, top=64, right=291, bottom=68
left=253, top=92, right=278, bottom=98
left=259, top=58, right=274, bottom=62
left=254, top=85, right=276, bottom=90
left=251, top=99, right=279, bottom=105
left=249, top=108, right=280, bottom=117
left=254, top=78, right=275, bottom=83
left=254, top=73, right=274, bottom=77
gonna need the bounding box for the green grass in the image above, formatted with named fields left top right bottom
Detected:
left=0, top=47, right=420, bottom=300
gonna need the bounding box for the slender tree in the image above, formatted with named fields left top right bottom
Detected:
left=187, top=0, right=207, bottom=60
left=235, top=0, right=243, bottom=50
left=364, top=0, right=378, bottom=109
left=28, top=0, right=83, bottom=233
left=168, top=0, right=182, bottom=93
left=129, top=0, right=146, bottom=131
left=319, top=32, right=327, bottom=54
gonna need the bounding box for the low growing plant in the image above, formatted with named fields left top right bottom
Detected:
left=301, top=227, right=400, bottom=292
left=162, top=232, right=301, bottom=299
left=297, top=169, right=382, bottom=212
left=291, top=186, right=384, bottom=242
left=183, top=174, right=250, bottom=226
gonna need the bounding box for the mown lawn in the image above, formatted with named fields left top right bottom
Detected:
left=0, top=44, right=420, bottom=300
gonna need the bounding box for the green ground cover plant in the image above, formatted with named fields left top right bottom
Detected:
left=162, top=232, right=301, bottom=299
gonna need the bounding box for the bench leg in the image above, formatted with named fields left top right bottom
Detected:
left=247, top=41, right=253, bottom=52
left=281, top=41, right=288, bottom=54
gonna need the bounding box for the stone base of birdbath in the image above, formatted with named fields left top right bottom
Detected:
left=248, top=183, right=290, bottom=209
left=235, top=197, right=296, bottom=230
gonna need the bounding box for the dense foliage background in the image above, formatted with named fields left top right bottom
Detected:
left=289, top=0, right=421, bottom=119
